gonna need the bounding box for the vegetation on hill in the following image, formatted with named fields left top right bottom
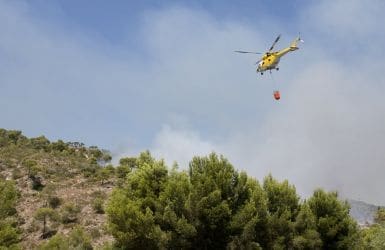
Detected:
left=360, top=208, right=385, bottom=248
left=348, top=199, right=383, bottom=225
left=0, top=129, right=384, bottom=249
left=0, top=129, right=113, bottom=249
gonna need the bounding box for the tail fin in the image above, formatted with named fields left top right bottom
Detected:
left=290, top=35, right=304, bottom=50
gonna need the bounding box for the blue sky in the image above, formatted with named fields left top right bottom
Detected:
left=2, top=0, right=309, bottom=148
left=1, top=0, right=385, bottom=204
left=32, top=0, right=305, bottom=39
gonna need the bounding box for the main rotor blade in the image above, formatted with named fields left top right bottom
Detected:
left=268, top=34, right=281, bottom=52
left=234, top=50, right=262, bottom=54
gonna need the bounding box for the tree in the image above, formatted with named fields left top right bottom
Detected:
left=263, top=174, right=299, bottom=217
left=0, top=180, right=20, bottom=248
left=262, top=174, right=300, bottom=249
left=187, top=153, right=241, bottom=249
left=374, top=207, right=385, bottom=225
left=50, top=140, right=68, bottom=152
left=22, top=159, right=44, bottom=190
left=101, top=150, right=112, bottom=164
left=307, top=189, right=359, bottom=249
left=361, top=225, right=385, bottom=249
left=228, top=178, right=267, bottom=249
left=119, top=157, right=137, bottom=169
left=107, top=190, right=166, bottom=249
left=0, top=219, right=20, bottom=248
left=38, top=234, right=69, bottom=250
left=30, top=136, right=50, bottom=151
left=97, top=167, right=112, bottom=185
left=107, top=152, right=169, bottom=249
left=34, top=207, right=59, bottom=237
left=92, top=197, right=105, bottom=214
left=22, top=159, right=37, bottom=177
left=41, top=183, right=61, bottom=209
left=60, top=203, right=80, bottom=224
left=158, top=169, right=195, bottom=249
left=68, top=226, right=93, bottom=250
left=115, top=165, right=131, bottom=180
left=38, top=227, right=93, bottom=250
left=6, top=130, right=23, bottom=144
left=293, top=203, right=322, bottom=249
left=0, top=180, right=19, bottom=218
left=360, top=208, right=385, bottom=249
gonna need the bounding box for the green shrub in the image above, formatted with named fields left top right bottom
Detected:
left=60, top=203, right=80, bottom=224
left=82, top=165, right=98, bottom=178
left=38, top=234, right=68, bottom=250
left=0, top=219, right=20, bottom=248
left=30, top=175, right=44, bottom=191
left=33, top=208, right=60, bottom=236
left=98, top=242, right=115, bottom=250
left=48, top=196, right=61, bottom=209
left=92, top=198, right=104, bottom=214
left=41, top=184, right=61, bottom=208
left=89, top=228, right=100, bottom=239
left=115, top=164, right=131, bottom=179
left=29, top=136, right=50, bottom=151
left=69, top=226, right=93, bottom=250
left=0, top=180, right=19, bottom=218
left=11, top=168, right=23, bottom=180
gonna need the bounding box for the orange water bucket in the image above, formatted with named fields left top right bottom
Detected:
left=273, top=90, right=280, bottom=100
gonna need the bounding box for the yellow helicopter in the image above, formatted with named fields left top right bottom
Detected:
left=235, top=34, right=303, bottom=75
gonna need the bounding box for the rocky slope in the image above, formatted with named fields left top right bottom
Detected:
left=348, top=199, right=384, bottom=226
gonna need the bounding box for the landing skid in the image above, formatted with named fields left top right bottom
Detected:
left=261, top=67, right=278, bottom=75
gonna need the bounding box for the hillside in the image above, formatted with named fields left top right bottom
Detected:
left=348, top=199, right=384, bottom=226
left=0, top=129, right=116, bottom=249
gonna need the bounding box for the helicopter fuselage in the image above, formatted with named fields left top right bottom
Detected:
left=256, top=46, right=298, bottom=73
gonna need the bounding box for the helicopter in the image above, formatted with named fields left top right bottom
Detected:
left=235, top=34, right=303, bottom=75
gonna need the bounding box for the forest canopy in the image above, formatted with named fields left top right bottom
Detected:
left=106, top=152, right=360, bottom=249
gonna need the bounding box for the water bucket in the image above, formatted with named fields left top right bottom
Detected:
left=273, top=90, right=280, bottom=100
